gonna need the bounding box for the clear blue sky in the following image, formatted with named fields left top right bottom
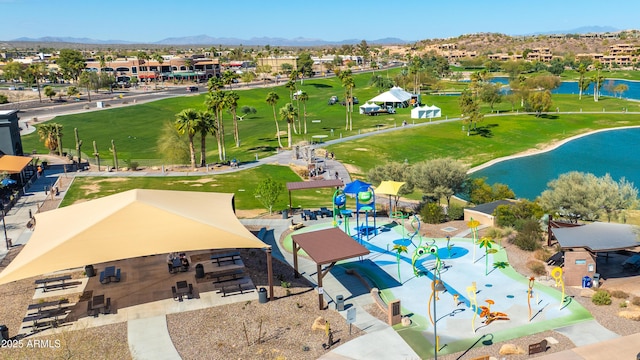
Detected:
left=2, top=0, right=639, bottom=43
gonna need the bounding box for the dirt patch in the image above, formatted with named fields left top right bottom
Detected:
left=353, top=148, right=369, bottom=151
left=342, top=163, right=361, bottom=175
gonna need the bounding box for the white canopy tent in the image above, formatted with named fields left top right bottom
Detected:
left=359, top=102, right=381, bottom=114
left=411, top=104, right=442, bottom=119
left=369, top=86, right=413, bottom=107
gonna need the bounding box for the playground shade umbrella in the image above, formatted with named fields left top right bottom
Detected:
left=343, top=180, right=371, bottom=195
left=1, top=178, right=16, bottom=186
left=374, top=180, right=406, bottom=213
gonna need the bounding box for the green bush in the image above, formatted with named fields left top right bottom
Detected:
left=447, top=203, right=464, bottom=220
left=0, top=94, right=8, bottom=104
left=420, top=202, right=445, bottom=224
left=592, top=290, right=612, bottom=306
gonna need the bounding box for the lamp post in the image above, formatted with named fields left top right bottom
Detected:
left=433, top=277, right=446, bottom=360
left=0, top=203, right=9, bottom=250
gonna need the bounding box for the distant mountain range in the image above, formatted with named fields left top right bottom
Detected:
left=525, top=25, right=619, bottom=36
left=9, top=35, right=409, bottom=46
left=8, top=26, right=625, bottom=46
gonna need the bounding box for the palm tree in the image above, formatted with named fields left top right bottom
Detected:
left=224, top=91, right=241, bottom=147
left=207, top=77, right=223, bottom=93
left=279, top=103, right=297, bottom=149
left=194, top=110, right=216, bottom=167
left=592, top=61, right=604, bottom=102
left=284, top=80, right=298, bottom=134
left=577, top=63, right=588, bottom=100
left=152, top=53, right=165, bottom=89
left=339, top=70, right=355, bottom=130
left=298, top=91, right=309, bottom=134
left=27, top=62, right=48, bottom=103
left=205, top=91, right=227, bottom=161
left=265, top=92, right=284, bottom=148
left=37, top=123, right=62, bottom=154
left=174, top=108, right=199, bottom=168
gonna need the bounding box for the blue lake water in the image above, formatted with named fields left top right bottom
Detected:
left=470, top=128, right=640, bottom=200
left=491, top=77, right=640, bottom=100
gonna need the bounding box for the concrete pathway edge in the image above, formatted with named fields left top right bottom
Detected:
left=128, top=315, right=181, bottom=360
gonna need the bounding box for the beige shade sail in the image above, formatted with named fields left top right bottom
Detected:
left=0, top=189, right=270, bottom=285
left=374, top=181, right=406, bottom=196
left=374, top=180, right=406, bottom=214
left=0, top=155, right=33, bottom=174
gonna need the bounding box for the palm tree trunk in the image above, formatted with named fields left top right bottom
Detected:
left=188, top=135, right=196, bottom=169
left=273, top=106, right=284, bottom=148
left=216, top=114, right=223, bottom=161
left=287, top=122, right=292, bottom=148
left=232, top=110, right=240, bottom=147
left=199, top=133, right=207, bottom=167
left=220, top=114, right=226, bottom=161
left=303, top=103, right=308, bottom=134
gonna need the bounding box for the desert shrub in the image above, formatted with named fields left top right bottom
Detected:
left=610, top=290, right=629, bottom=299
left=632, top=297, right=640, bottom=306
left=447, top=203, right=464, bottom=220
left=533, top=248, right=552, bottom=262
left=511, top=219, right=542, bottom=251
left=0, top=94, right=8, bottom=104
left=592, top=290, right=612, bottom=305
left=619, top=301, right=628, bottom=308
left=420, top=202, right=445, bottom=224
left=526, top=260, right=546, bottom=276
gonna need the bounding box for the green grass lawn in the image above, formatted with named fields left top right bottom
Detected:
left=63, top=164, right=338, bottom=212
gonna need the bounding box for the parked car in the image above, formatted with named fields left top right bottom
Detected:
left=328, top=96, right=338, bottom=105
left=341, top=97, right=359, bottom=105
left=186, top=86, right=198, bottom=92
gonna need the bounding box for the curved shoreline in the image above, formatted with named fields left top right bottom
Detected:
left=468, top=125, right=640, bottom=174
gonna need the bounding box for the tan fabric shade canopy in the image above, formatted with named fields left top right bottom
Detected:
left=0, top=155, right=32, bottom=174
left=374, top=181, right=406, bottom=196
left=0, top=189, right=271, bottom=285
left=374, top=180, right=406, bottom=213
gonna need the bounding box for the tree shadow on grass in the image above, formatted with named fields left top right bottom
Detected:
left=308, top=83, right=333, bottom=89
left=470, top=123, right=498, bottom=138
left=248, top=145, right=278, bottom=152
left=537, top=114, right=559, bottom=119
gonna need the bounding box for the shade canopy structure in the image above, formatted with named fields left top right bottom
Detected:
left=0, top=189, right=274, bottom=297
left=374, top=180, right=406, bottom=213
left=358, top=102, right=381, bottom=114
left=286, top=179, right=344, bottom=210
left=551, top=222, right=640, bottom=252
left=411, top=104, right=442, bottom=119
left=369, top=86, right=413, bottom=107
left=0, top=155, right=32, bottom=174
left=291, top=227, right=370, bottom=309
left=343, top=179, right=371, bottom=195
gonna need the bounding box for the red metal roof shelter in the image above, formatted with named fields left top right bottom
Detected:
left=285, top=179, right=343, bottom=210
left=291, top=227, right=369, bottom=309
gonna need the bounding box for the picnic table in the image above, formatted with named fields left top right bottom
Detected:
left=210, top=268, right=245, bottom=283
left=172, top=281, right=194, bottom=301
left=87, top=294, right=111, bottom=316
left=210, top=251, right=241, bottom=266
left=622, top=254, right=640, bottom=271
left=27, top=299, right=69, bottom=313
left=34, top=275, right=72, bottom=292
left=99, top=266, right=121, bottom=284
left=213, top=278, right=254, bottom=297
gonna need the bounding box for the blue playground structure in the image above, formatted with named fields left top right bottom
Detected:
left=333, top=180, right=378, bottom=242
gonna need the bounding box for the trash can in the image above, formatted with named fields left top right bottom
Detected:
left=282, top=210, right=288, bottom=219
left=195, top=264, right=205, bottom=279
left=593, top=273, right=601, bottom=288
left=85, top=265, right=95, bottom=277
left=258, top=287, right=268, bottom=303
left=0, top=325, right=8, bottom=340
left=336, top=295, right=345, bottom=311
left=582, top=276, right=592, bottom=288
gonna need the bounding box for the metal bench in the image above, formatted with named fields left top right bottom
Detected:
left=34, top=275, right=73, bottom=292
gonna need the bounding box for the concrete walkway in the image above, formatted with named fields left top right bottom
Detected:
left=128, top=316, right=181, bottom=360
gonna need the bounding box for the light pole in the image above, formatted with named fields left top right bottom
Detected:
left=433, top=277, right=446, bottom=360
left=0, top=204, right=9, bottom=250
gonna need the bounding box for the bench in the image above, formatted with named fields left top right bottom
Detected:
left=214, top=278, right=254, bottom=297
left=210, top=251, right=241, bottom=266
left=87, top=300, right=99, bottom=317
left=371, top=288, right=388, bottom=314
left=528, top=339, right=548, bottom=355
left=23, top=308, right=67, bottom=332
left=34, top=275, right=73, bottom=292
left=27, top=299, right=69, bottom=313
left=210, top=268, right=245, bottom=283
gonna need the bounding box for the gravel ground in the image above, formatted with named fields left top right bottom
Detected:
left=0, top=218, right=639, bottom=359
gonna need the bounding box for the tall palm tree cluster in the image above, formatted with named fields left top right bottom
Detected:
left=174, top=77, right=242, bottom=169
left=265, top=70, right=310, bottom=150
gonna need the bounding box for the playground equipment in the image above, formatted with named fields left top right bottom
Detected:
left=341, top=180, right=377, bottom=242
left=332, top=189, right=351, bottom=235
left=551, top=266, right=566, bottom=309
